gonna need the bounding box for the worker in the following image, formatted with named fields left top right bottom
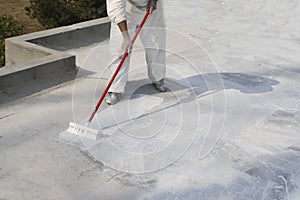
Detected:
left=105, top=0, right=167, bottom=105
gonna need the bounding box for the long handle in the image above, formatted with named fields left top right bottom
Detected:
left=88, top=9, right=151, bottom=123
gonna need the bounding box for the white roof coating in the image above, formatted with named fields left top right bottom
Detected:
left=1, top=0, right=300, bottom=199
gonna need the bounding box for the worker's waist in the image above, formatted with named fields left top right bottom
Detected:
left=128, top=0, right=148, bottom=8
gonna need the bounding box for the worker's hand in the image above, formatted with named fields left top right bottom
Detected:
left=122, top=31, right=132, bottom=53
left=147, top=0, right=158, bottom=14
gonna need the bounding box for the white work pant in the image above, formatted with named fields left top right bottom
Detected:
left=108, top=1, right=166, bottom=93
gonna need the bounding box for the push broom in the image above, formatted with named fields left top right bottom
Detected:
left=66, top=9, right=151, bottom=140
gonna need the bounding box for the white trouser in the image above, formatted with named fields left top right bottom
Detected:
left=108, top=0, right=166, bottom=93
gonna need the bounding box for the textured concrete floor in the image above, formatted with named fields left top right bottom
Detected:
left=1, top=0, right=300, bottom=199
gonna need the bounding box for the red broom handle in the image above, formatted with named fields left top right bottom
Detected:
left=88, top=9, right=151, bottom=123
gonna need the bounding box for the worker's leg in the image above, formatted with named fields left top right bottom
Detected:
left=107, top=22, right=132, bottom=94
left=139, top=1, right=166, bottom=84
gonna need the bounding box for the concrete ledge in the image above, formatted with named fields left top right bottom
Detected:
left=0, top=54, right=75, bottom=91
left=28, top=17, right=111, bottom=51
left=5, top=40, right=54, bottom=66
left=0, top=17, right=111, bottom=103
left=5, top=17, right=110, bottom=65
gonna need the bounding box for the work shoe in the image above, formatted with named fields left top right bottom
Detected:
left=153, top=79, right=167, bottom=92
left=105, top=92, right=121, bottom=105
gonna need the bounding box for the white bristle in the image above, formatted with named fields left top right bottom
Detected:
left=67, top=122, right=100, bottom=140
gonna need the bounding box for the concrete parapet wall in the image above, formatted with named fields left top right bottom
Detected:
left=0, top=17, right=110, bottom=101
left=5, top=17, right=110, bottom=65
left=0, top=54, right=75, bottom=91
left=28, top=18, right=110, bottom=51
left=5, top=39, right=53, bottom=66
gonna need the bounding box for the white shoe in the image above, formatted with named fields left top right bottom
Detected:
left=105, top=92, right=120, bottom=105
left=153, top=79, right=167, bottom=92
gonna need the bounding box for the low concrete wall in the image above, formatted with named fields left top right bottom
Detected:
left=28, top=18, right=110, bottom=51
left=5, top=17, right=110, bottom=65
left=5, top=40, right=54, bottom=66
left=0, top=17, right=110, bottom=102
left=0, top=54, right=75, bottom=91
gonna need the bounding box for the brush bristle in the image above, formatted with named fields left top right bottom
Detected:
left=67, top=122, right=100, bottom=140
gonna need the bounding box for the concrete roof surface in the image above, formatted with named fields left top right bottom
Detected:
left=1, top=0, right=300, bottom=199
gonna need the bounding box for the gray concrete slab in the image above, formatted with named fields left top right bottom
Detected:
left=1, top=0, right=300, bottom=199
